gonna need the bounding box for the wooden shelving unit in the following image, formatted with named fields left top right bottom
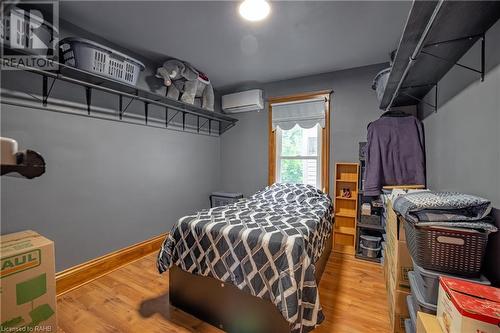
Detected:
left=333, top=162, right=359, bottom=255
left=380, top=1, right=500, bottom=110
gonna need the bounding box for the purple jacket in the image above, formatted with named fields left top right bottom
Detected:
left=364, top=112, right=426, bottom=196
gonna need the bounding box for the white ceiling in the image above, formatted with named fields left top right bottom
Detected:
left=60, top=1, right=412, bottom=88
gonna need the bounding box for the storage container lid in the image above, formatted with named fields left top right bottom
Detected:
left=412, top=259, right=490, bottom=285
left=440, top=276, right=500, bottom=325
left=359, top=234, right=381, bottom=242
left=211, top=192, right=243, bottom=198
left=359, top=243, right=381, bottom=251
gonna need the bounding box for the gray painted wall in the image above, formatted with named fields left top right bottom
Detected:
left=1, top=51, right=223, bottom=273
left=1, top=99, right=220, bottom=271
left=420, top=19, right=500, bottom=207
left=419, top=19, right=500, bottom=285
left=219, top=63, right=389, bottom=197
left=1, top=21, right=222, bottom=271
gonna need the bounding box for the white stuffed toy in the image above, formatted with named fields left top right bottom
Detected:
left=156, top=59, right=214, bottom=111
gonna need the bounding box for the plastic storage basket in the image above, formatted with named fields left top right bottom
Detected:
left=404, top=318, right=415, bottom=333
left=402, top=217, right=489, bottom=277
left=412, top=259, right=490, bottom=305
left=371, top=67, right=391, bottom=102
left=360, top=234, right=381, bottom=248
left=406, top=296, right=417, bottom=330
left=408, top=271, right=437, bottom=314
left=59, top=37, right=145, bottom=86
left=359, top=243, right=380, bottom=258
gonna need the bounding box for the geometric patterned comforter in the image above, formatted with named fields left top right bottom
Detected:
left=157, top=183, right=333, bottom=333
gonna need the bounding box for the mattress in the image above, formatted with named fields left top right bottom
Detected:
left=157, top=183, right=333, bottom=332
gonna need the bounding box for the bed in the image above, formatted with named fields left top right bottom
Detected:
left=157, top=183, right=334, bottom=333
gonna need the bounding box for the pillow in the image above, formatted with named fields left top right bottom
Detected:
left=251, top=183, right=323, bottom=204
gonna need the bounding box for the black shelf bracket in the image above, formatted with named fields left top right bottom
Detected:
left=41, top=75, right=56, bottom=107
left=120, top=96, right=136, bottom=118
left=85, top=87, right=92, bottom=115
left=400, top=83, right=438, bottom=112
left=144, top=102, right=149, bottom=124
left=166, top=110, right=179, bottom=127
left=422, top=33, right=485, bottom=82
left=118, top=95, right=123, bottom=120
left=198, top=118, right=209, bottom=133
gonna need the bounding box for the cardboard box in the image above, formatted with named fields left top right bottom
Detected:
left=437, top=277, right=500, bottom=333
left=384, top=201, right=412, bottom=291
left=417, top=312, right=443, bottom=333
left=387, top=284, right=411, bottom=333
left=1, top=230, right=57, bottom=332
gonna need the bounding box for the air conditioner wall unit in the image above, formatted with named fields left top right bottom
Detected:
left=222, top=89, right=264, bottom=113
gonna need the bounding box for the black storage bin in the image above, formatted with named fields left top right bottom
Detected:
left=360, top=214, right=381, bottom=226
left=402, top=216, right=489, bottom=277
left=210, top=192, right=243, bottom=208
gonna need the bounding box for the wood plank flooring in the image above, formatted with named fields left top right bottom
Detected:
left=57, top=251, right=390, bottom=333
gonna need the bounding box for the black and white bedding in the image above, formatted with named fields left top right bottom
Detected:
left=157, top=183, right=333, bottom=333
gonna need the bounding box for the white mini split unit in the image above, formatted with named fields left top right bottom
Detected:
left=222, top=89, right=264, bottom=113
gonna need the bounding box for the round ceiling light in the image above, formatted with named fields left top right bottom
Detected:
left=239, top=0, right=271, bottom=22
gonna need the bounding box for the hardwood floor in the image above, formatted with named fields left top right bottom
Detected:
left=57, top=251, right=390, bottom=333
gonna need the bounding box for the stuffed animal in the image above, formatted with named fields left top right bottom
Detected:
left=156, top=59, right=214, bottom=111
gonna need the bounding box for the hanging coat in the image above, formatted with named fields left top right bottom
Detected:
left=364, top=111, right=426, bottom=196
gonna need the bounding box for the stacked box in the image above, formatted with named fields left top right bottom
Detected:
left=417, top=312, right=443, bottom=333
left=384, top=200, right=413, bottom=332
left=1, top=230, right=57, bottom=332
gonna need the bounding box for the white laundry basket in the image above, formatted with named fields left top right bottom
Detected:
left=59, top=37, right=145, bottom=86
left=371, top=67, right=391, bottom=103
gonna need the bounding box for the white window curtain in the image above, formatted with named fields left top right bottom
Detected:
left=271, top=98, right=325, bottom=130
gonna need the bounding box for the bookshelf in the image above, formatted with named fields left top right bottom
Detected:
left=333, top=162, right=359, bottom=255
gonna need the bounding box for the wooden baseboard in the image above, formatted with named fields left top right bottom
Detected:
left=56, top=233, right=167, bottom=296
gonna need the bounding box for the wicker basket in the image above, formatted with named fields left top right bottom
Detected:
left=402, top=216, right=489, bottom=277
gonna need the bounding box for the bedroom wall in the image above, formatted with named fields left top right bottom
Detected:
left=1, top=78, right=221, bottom=272
left=219, top=63, right=389, bottom=197
left=419, top=19, right=500, bottom=284
left=0, top=22, right=221, bottom=271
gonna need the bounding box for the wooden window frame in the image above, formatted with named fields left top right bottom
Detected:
left=268, top=90, right=332, bottom=194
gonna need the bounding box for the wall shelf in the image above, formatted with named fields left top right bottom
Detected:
left=380, top=0, right=500, bottom=110
left=2, top=57, right=238, bottom=136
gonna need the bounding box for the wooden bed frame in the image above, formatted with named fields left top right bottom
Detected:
left=169, top=231, right=333, bottom=333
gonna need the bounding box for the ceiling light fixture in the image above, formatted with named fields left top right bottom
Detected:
left=239, top=0, right=271, bottom=22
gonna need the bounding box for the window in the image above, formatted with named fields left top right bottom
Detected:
left=268, top=91, right=331, bottom=193
left=276, top=124, right=322, bottom=188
